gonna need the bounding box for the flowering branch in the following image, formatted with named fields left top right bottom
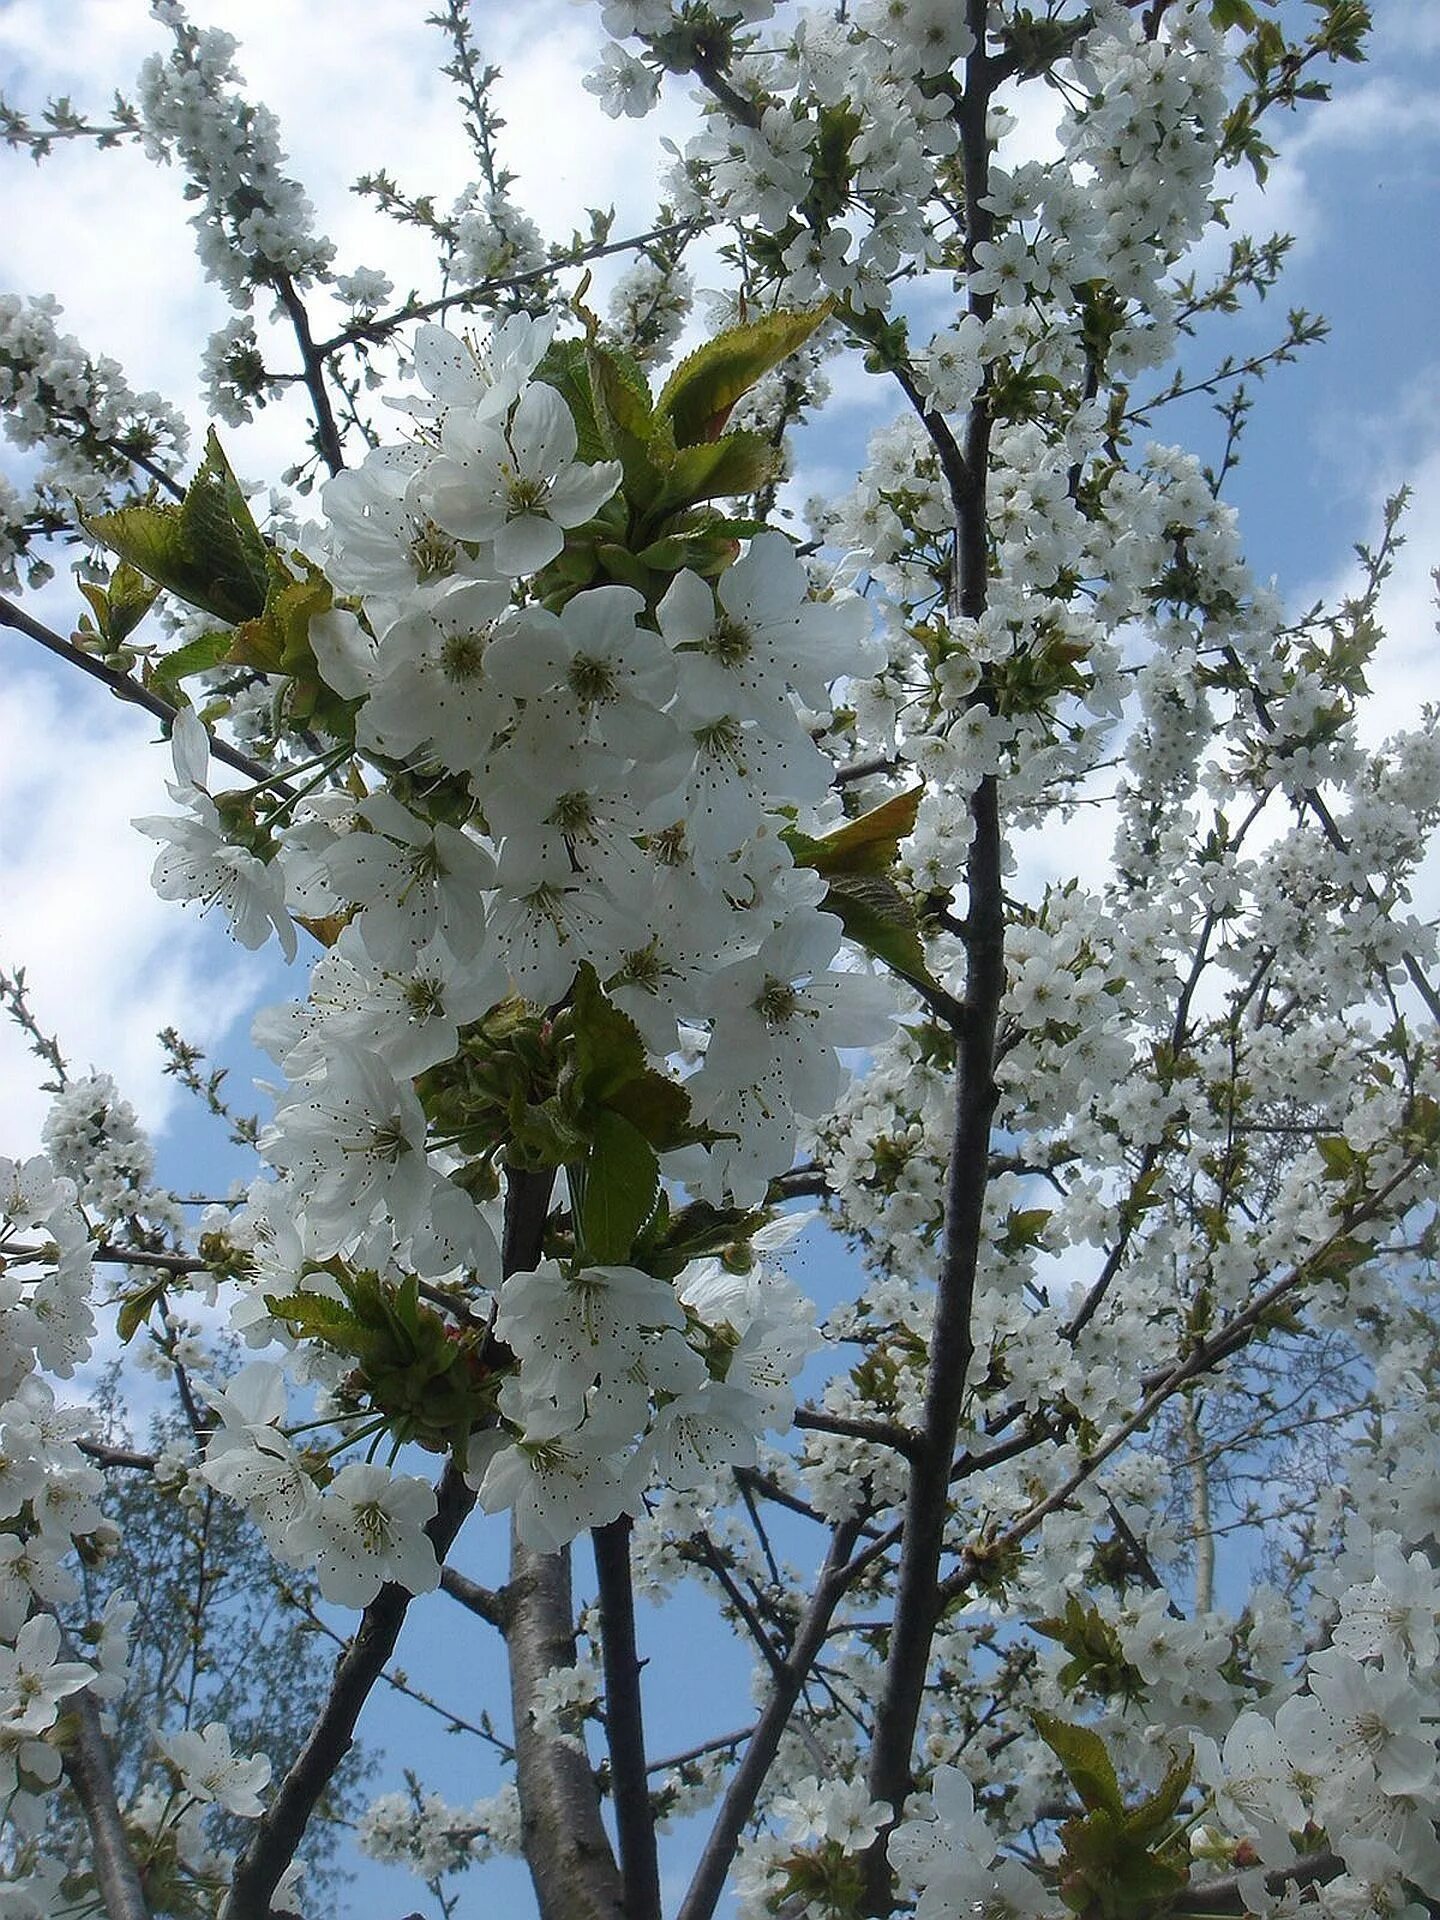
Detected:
left=310, top=218, right=705, bottom=359
left=272, top=271, right=346, bottom=476
left=863, top=8, right=1006, bottom=1854
left=222, top=1462, right=477, bottom=1920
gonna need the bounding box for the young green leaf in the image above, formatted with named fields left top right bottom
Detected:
left=657, top=305, right=831, bottom=446
left=575, top=1108, right=661, bottom=1264
left=82, top=429, right=272, bottom=625
left=1033, top=1711, right=1126, bottom=1818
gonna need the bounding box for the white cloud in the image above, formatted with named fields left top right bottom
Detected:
left=0, top=662, right=260, bottom=1153
left=1310, top=441, right=1440, bottom=755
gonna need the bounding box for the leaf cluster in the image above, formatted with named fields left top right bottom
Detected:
left=1034, top=1712, right=1193, bottom=1920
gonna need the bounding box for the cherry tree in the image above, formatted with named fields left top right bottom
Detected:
left=1, top=2, right=1438, bottom=1918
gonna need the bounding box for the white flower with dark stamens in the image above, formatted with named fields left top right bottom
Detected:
left=496, top=1262, right=685, bottom=1411
left=639, top=1382, right=761, bottom=1490
left=301, top=791, right=495, bottom=970
left=321, top=444, right=487, bottom=617
left=398, top=313, right=556, bottom=426
left=155, top=1721, right=271, bottom=1819
left=358, top=576, right=515, bottom=779
left=476, top=1393, right=637, bottom=1552
left=262, top=1046, right=432, bottom=1251
left=426, top=382, right=621, bottom=576
left=484, top=585, right=678, bottom=759
left=134, top=709, right=296, bottom=961
left=257, top=927, right=506, bottom=1083
left=659, top=534, right=873, bottom=728
left=0, top=1614, right=93, bottom=1760
left=302, top=1462, right=440, bottom=1609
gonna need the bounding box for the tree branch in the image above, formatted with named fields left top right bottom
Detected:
left=1172, top=1850, right=1341, bottom=1914
left=794, top=1408, right=920, bottom=1459
left=227, top=1161, right=554, bottom=1919
left=311, top=218, right=707, bottom=359
left=862, top=13, right=1005, bottom=1877
left=496, top=1162, right=625, bottom=1920
left=439, top=1565, right=508, bottom=1630
left=592, top=1515, right=662, bottom=1920
left=936, top=1155, right=1429, bottom=1606
left=222, top=1462, right=476, bottom=1920
left=508, top=1534, right=626, bottom=1920
left=63, top=1686, right=152, bottom=1920
left=78, top=1439, right=159, bottom=1473
left=0, top=594, right=281, bottom=787
left=272, top=271, right=346, bottom=477
left=675, top=1515, right=865, bottom=1920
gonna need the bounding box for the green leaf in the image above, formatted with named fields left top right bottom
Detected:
left=657, top=305, right=831, bottom=447
left=606, top=1067, right=698, bottom=1153
left=1210, top=0, right=1258, bottom=28
left=634, top=528, right=745, bottom=574
left=999, top=1207, right=1052, bottom=1254
left=1061, top=1806, right=1190, bottom=1914
left=595, top=542, right=658, bottom=596
left=1317, top=1135, right=1356, bottom=1180
left=226, top=556, right=351, bottom=733
left=786, top=786, right=923, bottom=878
left=1124, top=1750, right=1193, bottom=1844
left=82, top=429, right=271, bottom=625
left=1033, top=1711, right=1125, bottom=1818
left=783, top=786, right=944, bottom=993
left=655, top=431, right=778, bottom=513
left=117, top=1277, right=168, bottom=1344
left=535, top=340, right=608, bottom=464
left=817, top=869, right=936, bottom=989
left=83, top=561, right=161, bottom=647
left=229, top=562, right=331, bottom=673
left=149, top=627, right=235, bottom=691
left=587, top=344, right=668, bottom=513
left=264, top=1290, right=371, bottom=1353
left=1033, top=1594, right=1140, bottom=1699
left=570, top=964, right=648, bottom=1108
left=588, top=342, right=655, bottom=441
left=640, top=1199, right=764, bottom=1280
left=575, top=1108, right=660, bottom=1264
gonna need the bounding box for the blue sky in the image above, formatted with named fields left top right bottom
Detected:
left=1, top=2, right=1438, bottom=1912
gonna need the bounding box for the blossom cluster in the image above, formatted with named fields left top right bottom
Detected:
left=0, top=292, right=189, bottom=589
left=133, top=308, right=894, bottom=1587
left=0, top=1161, right=119, bottom=1835
left=138, top=1, right=335, bottom=307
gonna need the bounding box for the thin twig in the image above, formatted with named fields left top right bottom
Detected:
left=675, top=1516, right=865, bottom=1920
left=0, top=594, right=280, bottom=787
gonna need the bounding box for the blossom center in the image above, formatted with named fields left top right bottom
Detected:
left=402, top=976, right=445, bottom=1022
left=696, top=716, right=742, bottom=764
left=439, top=629, right=487, bottom=682
left=756, top=978, right=799, bottom=1026
left=502, top=469, right=550, bottom=518
left=568, top=653, right=617, bottom=704
left=550, top=790, right=596, bottom=836
left=409, top=519, right=458, bottom=581
left=703, top=615, right=753, bottom=669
